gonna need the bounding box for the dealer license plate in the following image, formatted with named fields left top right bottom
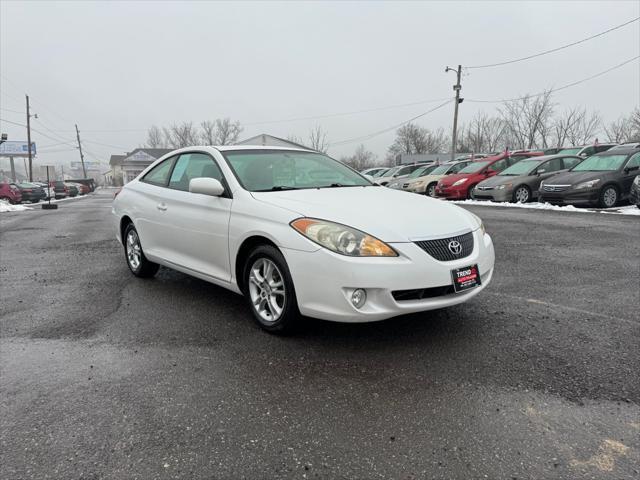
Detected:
left=451, top=264, right=481, bottom=293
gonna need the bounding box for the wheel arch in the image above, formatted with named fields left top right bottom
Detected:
left=119, top=215, right=134, bottom=244
left=234, top=235, right=280, bottom=294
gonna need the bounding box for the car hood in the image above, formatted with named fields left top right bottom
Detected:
left=439, top=173, right=477, bottom=187
left=410, top=174, right=447, bottom=185
left=543, top=171, right=612, bottom=185
left=477, top=175, right=530, bottom=188
left=251, top=187, right=478, bottom=242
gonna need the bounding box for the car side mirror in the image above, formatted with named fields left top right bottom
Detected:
left=536, top=168, right=546, bottom=175
left=624, top=165, right=639, bottom=174
left=189, top=177, right=225, bottom=196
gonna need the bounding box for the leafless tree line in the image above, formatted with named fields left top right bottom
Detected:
left=287, top=125, right=330, bottom=153
left=339, top=144, right=378, bottom=170
left=145, top=118, right=243, bottom=149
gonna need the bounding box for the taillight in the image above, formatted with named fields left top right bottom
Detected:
left=114, top=187, right=122, bottom=199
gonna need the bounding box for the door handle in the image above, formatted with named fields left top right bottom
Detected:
left=157, top=203, right=167, bottom=211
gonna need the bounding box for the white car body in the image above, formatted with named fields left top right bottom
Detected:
left=112, top=146, right=495, bottom=323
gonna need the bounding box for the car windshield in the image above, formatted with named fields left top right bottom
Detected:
left=499, top=159, right=543, bottom=176
left=371, top=168, right=389, bottom=177
left=571, top=154, right=628, bottom=172
left=429, top=164, right=451, bottom=175
left=558, top=147, right=581, bottom=155
left=224, top=150, right=372, bottom=191
left=408, top=165, right=436, bottom=178
left=458, top=160, right=491, bottom=174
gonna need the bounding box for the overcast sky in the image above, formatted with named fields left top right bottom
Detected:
left=1, top=0, right=639, bottom=169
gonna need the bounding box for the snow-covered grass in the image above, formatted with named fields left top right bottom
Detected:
left=0, top=192, right=91, bottom=213
left=452, top=199, right=640, bottom=216
left=0, top=200, right=32, bottom=213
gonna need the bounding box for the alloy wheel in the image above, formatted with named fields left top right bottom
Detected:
left=603, top=187, right=617, bottom=208
left=427, top=184, right=436, bottom=197
left=248, top=258, right=286, bottom=323
left=514, top=186, right=529, bottom=203
left=126, top=230, right=142, bottom=270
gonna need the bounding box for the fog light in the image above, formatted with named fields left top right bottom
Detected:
left=351, top=289, right=367, bottom=308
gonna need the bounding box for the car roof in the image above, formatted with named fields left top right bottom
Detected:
left=214, top=145, right=316, bottom=153
left=593, top=146, right=640, bottom=156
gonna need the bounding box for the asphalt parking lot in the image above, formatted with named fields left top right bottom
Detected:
left=1, top=189, right=638, bottom=479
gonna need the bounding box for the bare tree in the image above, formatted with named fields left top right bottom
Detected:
left=388, top=123, right=448, bottom=158
left=145, top=125, right=168, bottom=148
left=499, top=91, right=555, bottom=149
left=340, top=144, right=378, bottom=170
left=459, top=111, right=506, bottom=153
left=604, top=114, right=634, bottom=143
left=308, top=125, right=329, bottom=153
left=199, top=118, right=243, bottom=145
left=163, top=122, right=200, bottom=148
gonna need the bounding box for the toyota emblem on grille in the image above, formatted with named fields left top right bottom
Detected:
left=448, top=240, right=462, bottom=255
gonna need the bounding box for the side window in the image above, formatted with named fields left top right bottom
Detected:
left=451, top=162, right=468, bottom=173
left=595, top=145, right=612, bottom=153
left=544, top=158, right=564, bottom=172
left=169, top=153, right=223, bottom=191
left=562, top=157, right=582, bottom=170
left=490, top=159, right=507, bottom=172
left=142, top=156, right=176, bottom=186
left=625, top=152, right=640, bottom=169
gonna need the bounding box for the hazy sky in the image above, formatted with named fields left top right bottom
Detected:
left=1, top=0, right=639, bottom=169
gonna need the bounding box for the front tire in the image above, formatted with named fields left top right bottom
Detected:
left=123, top=223, right=159, bottom=278
left=512, top=185, right=531, bottom=203
left=243, top=245, right=300, bottom=334
left=598, top=185, right=618, bottom=208
left=426, top=183, right=437, bottom=197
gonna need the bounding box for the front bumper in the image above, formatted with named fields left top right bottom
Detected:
left=435, top=185, right=468, bottom=200
left=472, top=187, right=512, bottom=202
left=539, top=187, right=599, bottom=205
left=282, top=229, right=495, bottom=322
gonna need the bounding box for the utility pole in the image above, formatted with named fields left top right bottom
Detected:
left=26, top=95, right=34, bottom=181
left=75, top=124, right=87, bottom=178
left=445, top=65, right=463, bottom=161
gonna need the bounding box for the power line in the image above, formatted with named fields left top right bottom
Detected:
left=329, top=99, right=453, bottom=147
left=0, top=118, right=27, bottom=127
left=83, top=139, right=130, bottom=150
left=466, top=55, right=639, bottom=103
left=243, top=97, right=452, bottom=126
left=0, top=107, right=24, bottom=114
left=467, top=17, right=640, bottom=69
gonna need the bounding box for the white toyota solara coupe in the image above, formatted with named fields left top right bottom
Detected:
left=112, top=146, right=495, bottom=333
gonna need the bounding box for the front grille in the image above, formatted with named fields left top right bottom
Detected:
left=476, top=186, right=494, bottom=191
left=473, top=195, right=494, bottom=201
left=542, top=184, right=570, bottom=193
left=414, top=231, right=474, bottom=261
left=402, top=183, right=410, bottom=189
left=392, top=285, right=455, bottom=301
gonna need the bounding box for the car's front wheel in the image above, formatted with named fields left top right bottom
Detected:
left=243, top=245, right=300, bottom=334
left=512, top=185, right=531, bottom=203
left=598, top=185, right=618, bottom=208
left=426, top=183, right=437, bottom=197
left=123, top=223, right=159, bottom=278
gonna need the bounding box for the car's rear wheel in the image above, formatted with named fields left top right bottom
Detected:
left=123, top=223, right=159, bottom=278
left=598, top=185, right=618, bottom=208
left=243, top=245, right=300, bottom=334
left=426, top=183, right=437, bottom=197
left=512, top=185, right=531, bottom=203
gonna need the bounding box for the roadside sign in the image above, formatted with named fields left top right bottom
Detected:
left=0, top=141, right=37, bottom=157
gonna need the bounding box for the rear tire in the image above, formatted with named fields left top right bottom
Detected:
left=598, top=185, right=618, bottom=208
left=123, top=223, right=159, bottom=278
left=243, top=245, right=301, bottom=334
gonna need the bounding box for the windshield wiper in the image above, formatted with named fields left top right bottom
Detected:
left=255, top=185, right=299, bottom=192
left=317, top=183, right=361, bottom=189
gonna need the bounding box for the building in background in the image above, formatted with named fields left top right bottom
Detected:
left=236, top=134, right=309, bottom=149
left=105, top=148, right=172, bottom=185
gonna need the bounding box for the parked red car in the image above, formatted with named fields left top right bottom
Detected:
left=435, top=151, right=544, bottom=200
left=0, top=182, right=23, bottom=204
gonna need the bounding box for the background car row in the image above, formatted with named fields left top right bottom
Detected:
left=361, top=142, right=640, bottom=209
left=0, top=180, right=91, bottom=204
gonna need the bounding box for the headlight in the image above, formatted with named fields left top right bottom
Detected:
left=496, top=183, right=512, bottom=190
left=291, top=218, right=398, bottom=257
left=469, top=213, right=486, bottom=236
left=574, top=179, right=600, bottom=189
left=452, top=178, right=468, bottom=186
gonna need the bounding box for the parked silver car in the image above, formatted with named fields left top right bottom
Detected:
left=472, top=154, right=583, bottom=203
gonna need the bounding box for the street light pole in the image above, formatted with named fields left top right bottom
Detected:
left=446, top=65, right=463, bottom=161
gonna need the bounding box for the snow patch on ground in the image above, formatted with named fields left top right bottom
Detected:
left=0, top=201, right=32, bottom=213
left=452, top=199, right=640, bottom=216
